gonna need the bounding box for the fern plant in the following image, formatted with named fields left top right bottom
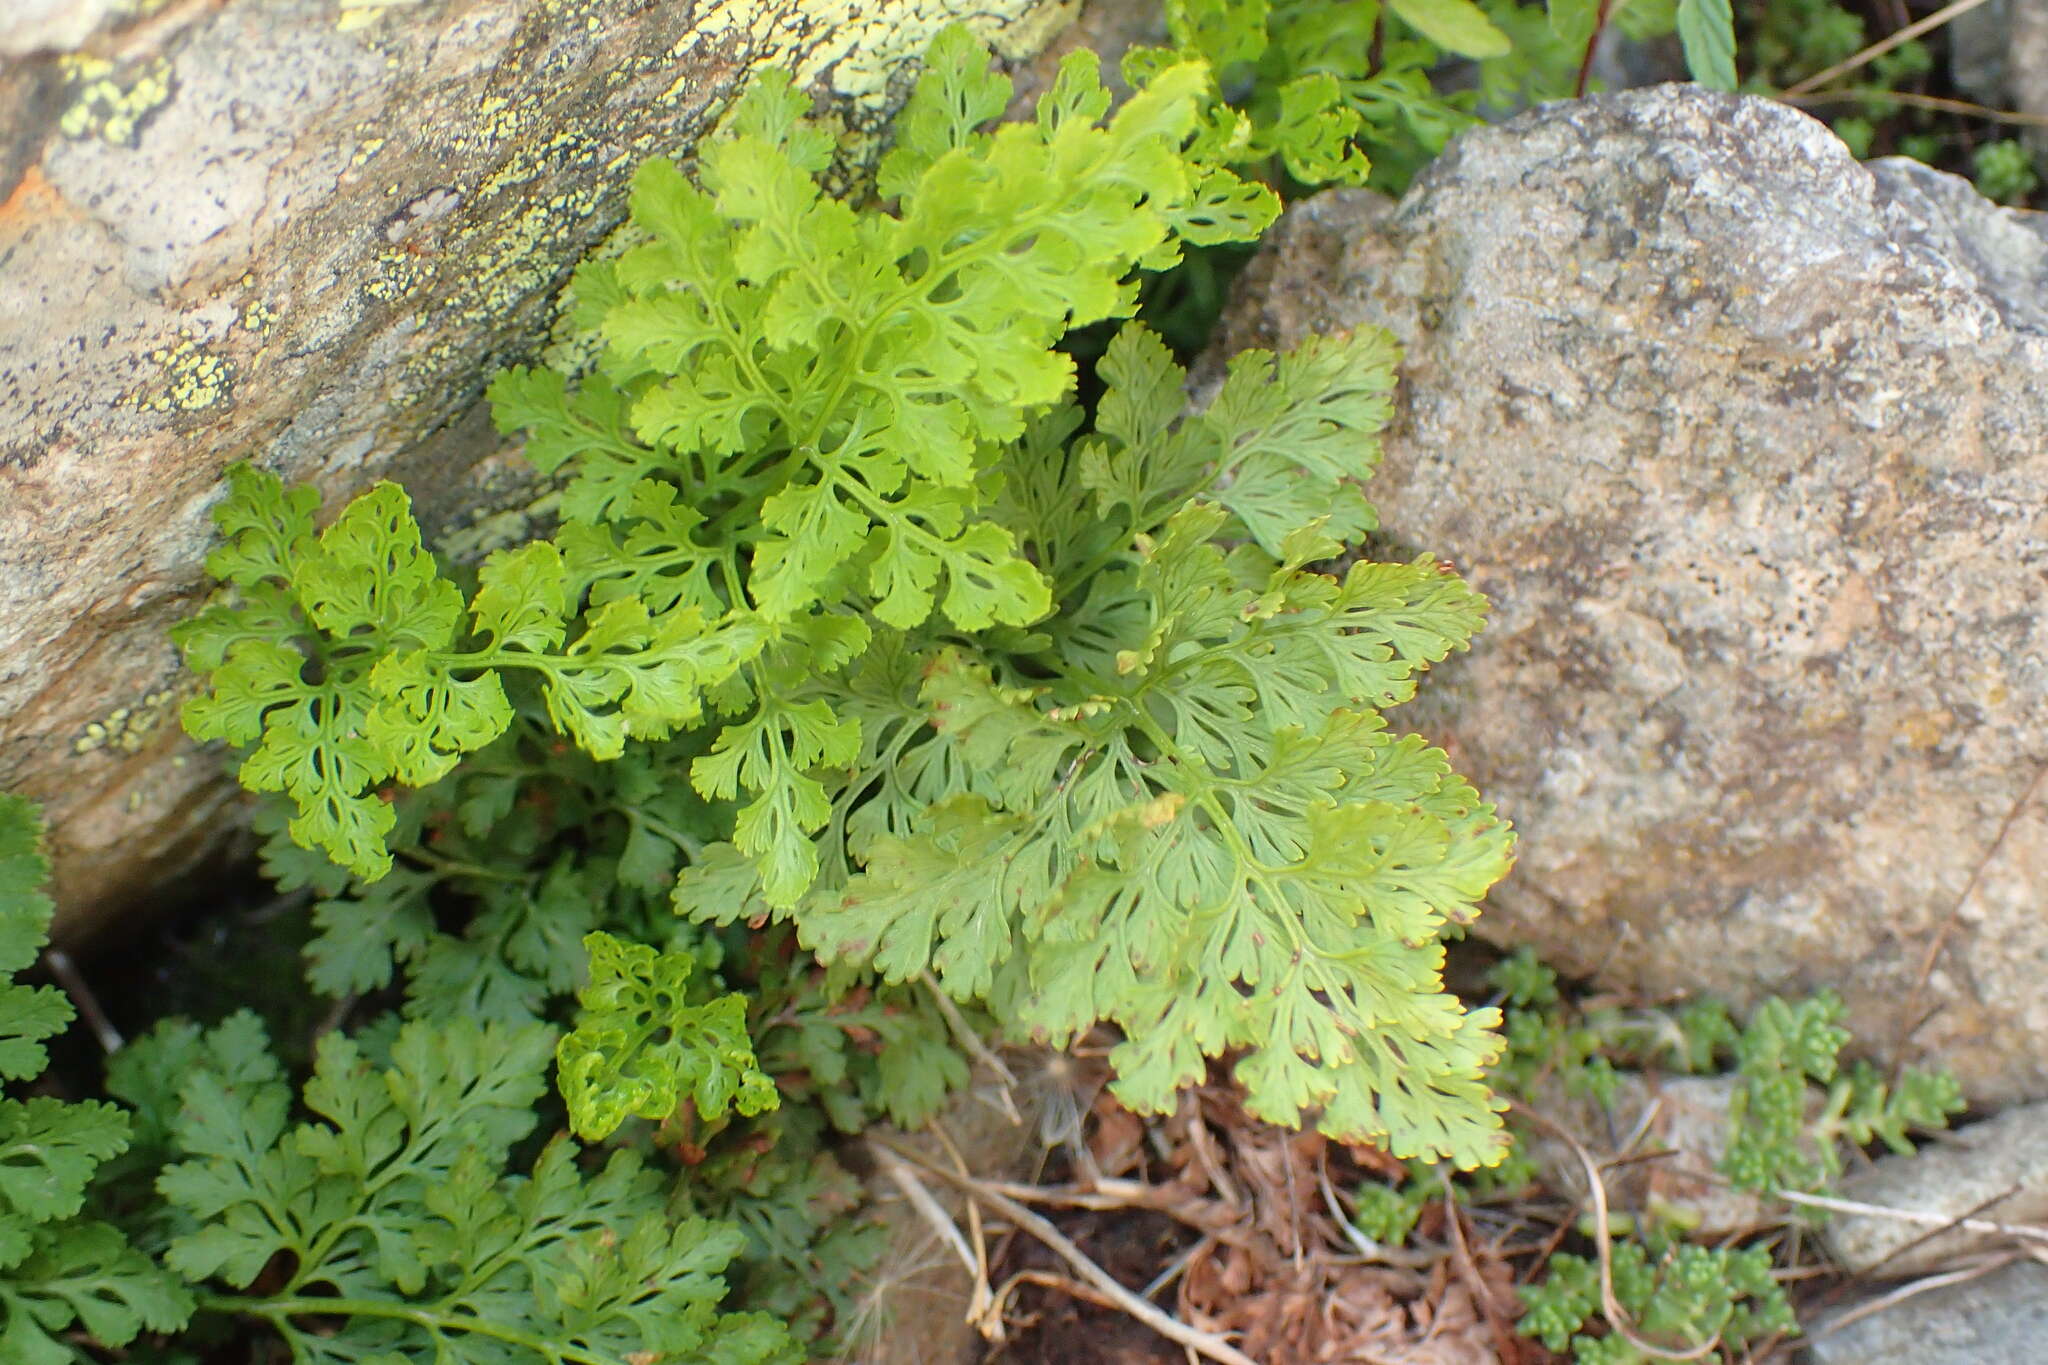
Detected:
left=0, top=794, right=192, bottom=1363
left=177, top=29, right=1515, bottom=1167
left=0, top=792, right=797, bottom=1364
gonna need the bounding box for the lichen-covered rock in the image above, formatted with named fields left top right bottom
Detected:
left=1212, top=86, right=2048, bottom=1105
left=0, top=0, right=1073, bottom=936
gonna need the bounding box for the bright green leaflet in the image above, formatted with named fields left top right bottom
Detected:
left=558, top=931, right=779, bottom=1141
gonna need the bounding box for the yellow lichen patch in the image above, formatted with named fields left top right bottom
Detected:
left=683, top=0, right=1065, bottom=110
left=72, top=692, right=177, bottom=757
left=58, top=54, right=174, bottom=147
left=353, top=0, right=1068, bottom=385
left=364, top=248, right=433, bottom=303
left=349, top=135, right=388, bottom=168
left=336, top=0, right=427, bottom=33
left=141, top=337, right=235, bottom=412
left=241, top=299, right=276, bottom=333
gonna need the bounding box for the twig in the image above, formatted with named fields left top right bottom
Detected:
left=1574, top=0, right=1617, bottom=100
left=920, top=971, right=1021, bottom=1124
left=1782, top=0, right=1998, bottom=96
left=1439, top=1168, right=1522, bottom=1364
left=872, top=1137, right=1261, bottom=1365
left=1802, top=1253, right=2023, bottom=1342
left=42, top=949, right=122, bottom=1054
left=1315, top=1151, right=1442, bottom=1268
left=1140, top=1236, right=1209, bottom=1301
left=926, top=1121, right=1000, bottom=1333
left=869, top=1142, right=980, bottom=1282
left=1780, top=88, right=2048, bottom=127
left=1897, top=762, right=2048, bottom=1069
left=989, top=1267, right=1127, bottom=1318
left=1774, top=1187, right=2048, bottom=1247
left=1509, top=1100, right=1724, bottom=1362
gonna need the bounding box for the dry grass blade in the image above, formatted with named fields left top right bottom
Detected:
left=871, top=1141, right=980, bottom=1282
left=41, top=948, right=123, bottom=1054
left=1774, top=1187, right=2048, bottom=1249
left=1781, top=0, right=1998, bottom=96
left=1801, top=1252, right=2025, bottom=1343
left=1780, top=89, right=2048, bottom=126
left=871, top=1136, right=1261, bottom=1365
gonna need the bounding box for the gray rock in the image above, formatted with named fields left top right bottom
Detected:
left=0, top=0, right=1073, bottom=936
left=1949, top=0, right=2048, bottom=164
left=1949, top=0, right=2016, bottom=108
left=1824, top=1101, right=2048, bottom=1275
left=2012, top=0, right=2048, bottom=163
left=1211, top=86, right=2048, bottom=1106
left=1805, top=1261, right=2048, bottom=1365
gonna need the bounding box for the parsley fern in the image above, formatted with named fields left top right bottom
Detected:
left=178, top=29, right=1513, bottom=1167
left=0, top=795, right=193, bottom=1363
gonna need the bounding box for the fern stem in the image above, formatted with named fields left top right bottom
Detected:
left=203, top=1293, right=593, bottom=1364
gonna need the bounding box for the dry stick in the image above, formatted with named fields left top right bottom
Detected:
left=926, top=1121, right=1001, bottom=1336
left=1895, top=761, right=2048, bottom=1073
left=1801, top=1253, right=2023, bottom=1343
left=869, top=1142, right=981, bottom=1283
left=1573, top=0, right=1617, bottom=99
left=1139, top=1236, right=1209, bottom=1301
left=42, top=949, right=123, bottom=1054
left=873, top=1138, right=1262, bottom=1365
left=1781, top=88, right=2048, bottom=126
left=990, top=1267, right=1127, bottom=1319
left=1508, top=1101, right=1724, bottom=1362
left=1315, top=1151, right=1443, bottom=1269
left=919, top=971, right=1022, bottom=1124
left=1773, top=1188, right=2048, bottom=1248
left=1782, top=0, right=1998, bottom=95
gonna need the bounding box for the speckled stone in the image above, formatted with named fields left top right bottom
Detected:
left=1212, top=86, right=2048, bottom=1105
left=1824, top=1101, right=2048, bottom=1275
left=0, top=0, right=1074, bottom=935
left=1806, top=1261, right=2048, bottom=1365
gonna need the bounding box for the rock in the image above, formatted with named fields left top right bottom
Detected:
left=0, top=0, right=1074, bottom=937
left=1823, top=1101, right=2048, bottom=1275
left=2015, top=2, right=2048, bottom=133
left=1210, top=86, right=2048, bottom=1106
left=1949, top=0, right=2013, bottom=107
left=1805, top=1260, right=2048, bottom=1365
left=1950, top=0, right=2048, bottom=159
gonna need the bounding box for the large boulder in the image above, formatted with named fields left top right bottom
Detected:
left=1212, top=86, right=2048, bottom=1104
left=0, top=0, right=1073, bottom=937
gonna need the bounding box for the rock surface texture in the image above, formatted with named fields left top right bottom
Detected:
left=1823, top=1100, right=2048, bottom=1274
left=1807, top=1261, right=2048, bottom=1365
left=1213, top=86, right=2048, bottom=1104
left=0, top=0, right=1070, bottom=935
left=1951, top=0, right=2048, bottom=158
